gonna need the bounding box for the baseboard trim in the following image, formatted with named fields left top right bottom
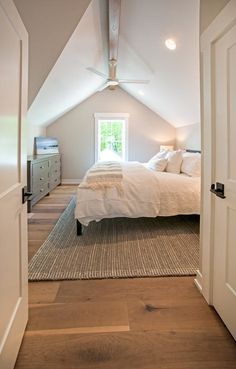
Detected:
left=62, top=179, right=82, bottom=184
left=194, top=269, right=203, bottom=293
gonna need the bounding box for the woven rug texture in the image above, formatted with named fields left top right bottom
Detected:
left=29, top=198, right=199, bottom=281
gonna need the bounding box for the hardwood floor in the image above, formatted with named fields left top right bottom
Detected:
left=15, top=185, right=236, bottom=369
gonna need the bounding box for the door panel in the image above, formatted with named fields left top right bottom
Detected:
left=0, top=1, right=28, bottom=368
left=228, top=44, right=236, bottom=181
left=213, top=23, right=236, bottom=339
left=226, top=208, right=236, bottom=293
left=0, top=7, right=20, bottom=193
left=0, top=191, right=21, bottom=336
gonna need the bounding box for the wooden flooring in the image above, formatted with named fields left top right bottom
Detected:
left=15, top=185, right=236, bottom=369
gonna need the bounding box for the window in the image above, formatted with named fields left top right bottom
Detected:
left=94, top=113, right=129, bottom=162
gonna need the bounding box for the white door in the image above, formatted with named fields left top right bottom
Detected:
left=0, top=1, right=28, bottom=368
left=212, top=15, right=236, bottom=338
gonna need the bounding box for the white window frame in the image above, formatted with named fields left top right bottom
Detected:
left=94, top=113, right=129, bottom=162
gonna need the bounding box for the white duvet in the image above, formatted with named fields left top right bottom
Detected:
left=75, top=161, right=200, bottom=226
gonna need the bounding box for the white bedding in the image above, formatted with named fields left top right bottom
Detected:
left=75, top=161, right=200, bottom=226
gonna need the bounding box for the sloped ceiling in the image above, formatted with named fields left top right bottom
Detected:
left=118, top=0, right=200, bottom=127
left=27, top=0, right=109, bottom=127
left=14, top=0, right=91, bottom=106
left=26, top=0, right=200, bottom=128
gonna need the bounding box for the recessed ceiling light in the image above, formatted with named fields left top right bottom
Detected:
left=138, top=90, right=144, bottom=96
left=165, top=39, right=176, bottom=50
left=108, top=80, right=119, bottom=86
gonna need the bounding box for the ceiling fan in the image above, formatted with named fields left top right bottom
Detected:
left=87, top=59, right=150, bottom=91
left=87, top=0, right=149, bottom=91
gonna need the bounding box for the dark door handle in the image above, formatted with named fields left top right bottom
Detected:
left=210, top=182, right=226, bottom=199
left=22, top=186, right=33, bottom=204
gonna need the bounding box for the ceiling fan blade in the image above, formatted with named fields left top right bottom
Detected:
left=118, top=79, right=150, bottom=84
left=87, top=67, right=108, bottom=79
left=98, top=82, right=110, bottom=92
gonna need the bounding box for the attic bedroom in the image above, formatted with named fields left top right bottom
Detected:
left=24, top=0, right=201, bottom=268
left=1, top=0, right=236, bottom=368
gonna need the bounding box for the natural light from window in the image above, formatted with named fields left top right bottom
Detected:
left=95, top=113, right=129, bottom=162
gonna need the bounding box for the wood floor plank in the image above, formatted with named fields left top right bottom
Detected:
left=29, top=282, right=60, bottom=304
left=28, top=230, right=51, bottom=241
left=34, top=203, right=70, bottom=208
left=126, top=298, right=228, bottom=334
left=38, top=197, right=71, bottom=205
left=31, top=212, right=62, bottom=220
left=28, top=218, right=58, bottom=225
left=54, top=277, right=201, bottom=303
left=27, top=302, right=129, bottom=333
left=43, top=194, right=74, bottom=200
left=25, top=325, right=129, bottom=336
left=28, top=224, right=53, bottom=231
left=15, top=331, right=236, bottom=369
left=52, top=189, right=76, bottom=194
left=28, top=240, right=43, bottom=249
left=28, top=240, right=44, bottom=261
left=31, top=207, right=66, bottom=213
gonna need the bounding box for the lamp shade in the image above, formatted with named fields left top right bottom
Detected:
left=160, top=145, right=174, bottom=152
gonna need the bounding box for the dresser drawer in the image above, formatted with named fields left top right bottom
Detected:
left=50, top=163, right=60, bottom=176
left=50, top=175, right=60, bottom=190
left=32, top=183, right=49, bottom=203
left=32, top=177, right=48, bottom=193
left=49, top=156, right=60, bottom=166
left=33, top=173, right=48, bottom=187
left=32, top=161, right=49, bottom=182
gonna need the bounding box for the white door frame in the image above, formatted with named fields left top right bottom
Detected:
left=195, top=0, right=236, bottom=304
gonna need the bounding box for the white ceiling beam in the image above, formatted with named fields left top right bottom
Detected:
left=108, top=0, right=121, bottom=62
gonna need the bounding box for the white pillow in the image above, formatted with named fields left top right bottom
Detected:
left=147, top=157, right=168, bottom=172
left=166, top=150, right=183, bottom=174
left=181, top=152, right=201, bottom=177
left=148, top=150, right=169, bottom=162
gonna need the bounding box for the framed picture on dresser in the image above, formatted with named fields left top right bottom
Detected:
left=35, top=136, right=59, bottom=155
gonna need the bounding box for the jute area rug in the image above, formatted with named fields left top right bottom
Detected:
left=29, top=198, right=199, bottom=281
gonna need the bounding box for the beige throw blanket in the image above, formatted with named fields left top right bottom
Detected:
left=79, top=161, right=123, bottom=194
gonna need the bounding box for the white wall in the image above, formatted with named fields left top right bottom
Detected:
left=27, top=124, right=46, bottom=155
left=46, top=87, right=176, bottom=181
left=176, top=123, right=201, bottom=151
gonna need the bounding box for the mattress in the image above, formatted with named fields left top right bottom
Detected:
left=75, top=162, right=200, bottom=226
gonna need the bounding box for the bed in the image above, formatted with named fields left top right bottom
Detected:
left=75, top=151, right=201, bottom=235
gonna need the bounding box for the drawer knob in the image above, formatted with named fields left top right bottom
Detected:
left=40, top=177, right=44, bottom=180
left=40, top=166, right=44, bottom=169
left=40, top=188, right=44, bottom=192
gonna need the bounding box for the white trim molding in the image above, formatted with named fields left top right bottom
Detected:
left=94, top=112, right=129, bottom=162
left=194, top=269, right=203, bottom=293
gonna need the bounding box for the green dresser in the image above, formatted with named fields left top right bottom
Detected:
left=27, top=154, right=61, bottom=212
